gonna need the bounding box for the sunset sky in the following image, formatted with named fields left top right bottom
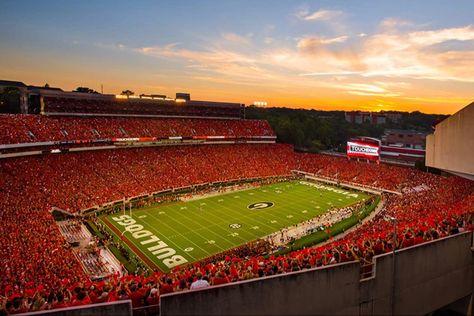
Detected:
left=1, top=0, right=473, bottom=114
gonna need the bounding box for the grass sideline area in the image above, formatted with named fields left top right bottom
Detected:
left=100, top=180, right=371, bottom=272
left=85, top=220, right=138, bottom=273
left=273, top=195, right=380, bottom=256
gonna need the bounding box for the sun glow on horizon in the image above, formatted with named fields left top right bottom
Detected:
left=0, top=1, right=472, bottom=115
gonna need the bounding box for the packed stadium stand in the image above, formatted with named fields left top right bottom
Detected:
left=0, top=144, right=294, bottom=213
left=295, top=153, right=414, bottom=191
left=0, top=115, right=273, bottom=145
left=0, top=91, right=473, bottom=315
left=42, top=95, right=244, bottom=118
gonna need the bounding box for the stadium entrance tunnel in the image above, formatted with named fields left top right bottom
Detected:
left=160, top=232, right=474, bottom=316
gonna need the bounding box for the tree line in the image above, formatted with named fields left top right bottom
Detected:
left=245, top=106, right=447, bottom=153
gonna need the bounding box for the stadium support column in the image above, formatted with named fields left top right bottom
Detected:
left=39, top=95, right=45, bottom=115
left=392, top=218, right=397, bottom=316
left=384, top=215, right=397, bottom=316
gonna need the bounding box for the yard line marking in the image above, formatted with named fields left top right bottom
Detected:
left=184, top=203, right=251, bottom=244
left=159, top=202, right=248, bottom=246
left=148, top=209, right=232, bottom=251
left=144, top=212, right=210, bottom=259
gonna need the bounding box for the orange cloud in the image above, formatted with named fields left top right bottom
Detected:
left=89, top=20, right=474, bottom=114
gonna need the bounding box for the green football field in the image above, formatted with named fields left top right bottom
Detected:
left=101, top=180, right=370, bottom=272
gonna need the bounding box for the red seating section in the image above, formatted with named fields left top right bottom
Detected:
left=0, top=116, right=473, bottom=314
left=0, top=114, right=274, bottom=144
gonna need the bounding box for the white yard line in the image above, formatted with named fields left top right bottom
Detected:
left=145, top=211, right=221, bottom=257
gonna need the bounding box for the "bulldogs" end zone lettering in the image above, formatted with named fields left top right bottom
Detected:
left=111, top=215, right=188, bottom=269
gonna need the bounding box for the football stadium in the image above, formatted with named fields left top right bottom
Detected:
left=0, top=86, right=472, bottom=315
left=1, top=2, right=474, bottom=316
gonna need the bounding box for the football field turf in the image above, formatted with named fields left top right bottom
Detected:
left=101, top=180, right=370, bottom=272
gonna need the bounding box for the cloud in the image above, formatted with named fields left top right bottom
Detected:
left=136, top=23, right=474, bottom=86
left=137, top=44, right=278, bottom=86
left=408, top=25, right=474, bottom=46
left=359, top=24, right=474, bottom=81
left=299, top=71, right=362, bottom=76
left=264, top=37, right=274, bottom=44
left=327, top=83, right=403, bottom=97
left=298, top=9, right=343, bottom=21
left=221, top=32, right=252, bottom=45
left=297, top=35, right=349, bottom=50
left=345, top=83, right=387, bottom=93
left=133, top=19, right=474, bottom=107
left=139, top=45, right=256, bottom=65
left=380, top=18, right=413, bottom=29
left=347, top=91, right=401, bottom=97
left=321, top=35, right=349, bottom=44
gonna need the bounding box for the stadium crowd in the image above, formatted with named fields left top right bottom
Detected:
left=42, top=96, right=243, bottom=118
left=0, top=144, right=295, bottom=212
left=296, top=153, right=416, bottom=191
left=0, top=115, right=273, bottom=144
left=0, top=128, right=473, bottom=313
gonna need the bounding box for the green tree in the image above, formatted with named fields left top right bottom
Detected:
left=74, top=87, right=99, bottom=94
left=121, top=90, right=135, bottom=97
left=245, top=105, right=442, bottom=153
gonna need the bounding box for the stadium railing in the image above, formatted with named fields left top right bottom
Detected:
left=18, top=300, right=132, bottom=316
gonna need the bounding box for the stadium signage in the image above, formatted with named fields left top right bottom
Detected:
left=300, top=181, right=359, bottom=198
left=347, top=141, right=380, bottom=160
left=247, top=202, right=274, bottom=210
left=111, top=215, right=188, bottom=269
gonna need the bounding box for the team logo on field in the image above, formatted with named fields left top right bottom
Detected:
left=229, top=223, right=242, bottom=229
left=247, top=202, right=274, bottom=210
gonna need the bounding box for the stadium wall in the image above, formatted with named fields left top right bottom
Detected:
left=160, top=232, right=474, bottom=315
left=426, top=102, right=474, bottom=179
left=20, top=300, right=132, bottom=316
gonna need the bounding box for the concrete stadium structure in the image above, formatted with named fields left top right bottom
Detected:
left=426, top=102, right=474, bottom=180
left=161, top=232, right=474, bottom=315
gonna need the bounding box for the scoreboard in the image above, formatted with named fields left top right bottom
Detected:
left=347, top=141, right=380, bottom=160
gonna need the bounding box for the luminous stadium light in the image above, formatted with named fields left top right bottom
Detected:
left=253, top=101, right=267, bottom=106
left=175, top=98, right=187, bottom=103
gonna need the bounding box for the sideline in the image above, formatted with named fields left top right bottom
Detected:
left=317, top=195, right=386, bottom=248
left=101, top=217, right=160, bottom=271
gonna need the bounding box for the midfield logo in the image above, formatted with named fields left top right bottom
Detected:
left=247, top=202, right=274, bottom=210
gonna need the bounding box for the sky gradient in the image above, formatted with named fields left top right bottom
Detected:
left=1, top=0, right=473, bottom=114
